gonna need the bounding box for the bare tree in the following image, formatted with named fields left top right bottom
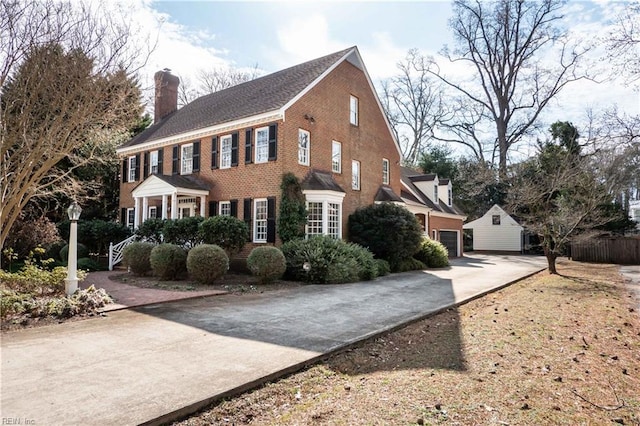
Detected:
left=0, top=0, right=150, bottom=257
left=606, top=2, right=640, bottom=86
left=430, top=0, right=591, bottom=179
left=379, top=49, right=446, bottom=166
left=178, top=64, right=261, bottom=106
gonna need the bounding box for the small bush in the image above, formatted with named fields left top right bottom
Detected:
left=1, top=286, right=112, bottom=320
left=186, top=244, right=228, bottom=285
left=162, top=217, right=204, bottom=248
left=150, top=244, right=187, bottom=280
left=247, top=246, right=286, bottom=284
left=135, top=218, right=165, bottom=244
left=348, top=203, right=423, bottom=271
left=44, top=240, right=67, bottom=262
left=375, top=259, right=391, bottom=277
left=122, top=242, right=155, bottom=276
left=77, top=257, right=103, bottom=272
left=59, top=243, right=90, bottom=264
left=395, top=257, right=427, bottom=272
left=414, top=238, right=450, bottom=268
left=5, top=216, right=61, bottom=261
left=198, top=216, right=249, bottom=256
left=281, top=236, right=377, bottom=284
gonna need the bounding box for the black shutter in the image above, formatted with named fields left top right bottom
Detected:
left=208, top=201, right=218, bottom=217
left=245, top=129, right=253, bottom=164
left=230, top=199, right=238, bottom=217
left=143, top=152, right=149, bottom=179
left=121, top=208, right=126, bottom=224
left=172, top=145, right=179, bottom=175
left=193, top=140, right=200, bottom=172
left=244, top=198, right=252, bottom=240
left=122, top=159, right=127, bottom=183
left=134, top=154, right=141, bottom=181
left=267, top=196, right=276, bottom=243
left=157, top=149, right=164, bottom=174
left=211, top=136, right=218, bottom=169
left=231, top=132, right=239, bottom=166
left=268, top=124, right=277, bottom=161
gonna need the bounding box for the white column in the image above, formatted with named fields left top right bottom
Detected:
left=134, top=197, right=141, bottom=228
left=171, top=193, right=178, bottom=219
left=162, top=195, right=168, bottom=219
left=65, top=219, right=78, bottom=295
left=142, top=197, right=149, bottom=223
left=200, top=196, right=206, bottom=217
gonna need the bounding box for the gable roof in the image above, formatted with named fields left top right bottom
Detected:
left=400, top=166, right=465, bottom=216
left=463, top=204, right=523, bottom=229
left=119, top=46, right=380, bottom=153
left=301, top=170, right=345, bottom=193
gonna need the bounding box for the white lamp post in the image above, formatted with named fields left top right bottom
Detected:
left=65, top=201, right=82, bottom=296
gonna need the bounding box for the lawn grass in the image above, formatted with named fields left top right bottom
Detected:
left=174, top=260, right=640, bottom=425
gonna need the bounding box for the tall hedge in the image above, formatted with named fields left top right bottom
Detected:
left=198, top=216, right=249, bottom=256
left=348, top=203, right=423, bottom=271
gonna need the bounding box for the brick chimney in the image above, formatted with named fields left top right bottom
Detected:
left=154, top=69, right=179, bottom=122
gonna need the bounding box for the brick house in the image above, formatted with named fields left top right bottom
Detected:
left=400, top=167, right=467, bottom=256
left=117, top=47, right=403, bottom=247
left=116, top=46, right=465, bottom=255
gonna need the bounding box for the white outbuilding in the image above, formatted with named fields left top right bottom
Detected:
left=463, top=204, right=524, bottom=253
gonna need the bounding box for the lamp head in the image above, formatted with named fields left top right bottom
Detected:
left=67, top=202, right=82, bottom=221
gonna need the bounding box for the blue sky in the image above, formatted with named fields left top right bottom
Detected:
left=126, top=0, right=638, bottom=144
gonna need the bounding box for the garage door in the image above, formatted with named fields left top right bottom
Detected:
left=439, top=231, right=458, bottom=257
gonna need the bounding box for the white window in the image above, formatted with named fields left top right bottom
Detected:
left=255, top=127, right=269, bottom=163
left=181, top=143, right=193, bottom=175
left=253, top=199, right=268, bottom=243
left=298, top=129, right=310, bottom=166
left=434, top=184, right=438, bottom=203
left=382, top=158, right=389, bottom=184
left=126, top=208, right=135, bottom=229
left=149, top=150, right=159, bottom=174
left=332, top=141, right=341, bottom=173
left=221, top=135, right=232, bottom=169
left=304, top=193, right=344, bottom=239
left=148, top=206, right=157, bottom=219
left=352, top=160, right=360, bottom=190
left=350, top=95, right=358, bottom=125
left=128, top=156, right=136, bottom=182
left=219, top=201, right=231, bottom=216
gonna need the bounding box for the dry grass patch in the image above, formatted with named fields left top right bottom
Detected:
left=175, top=260, right=640, bottom=426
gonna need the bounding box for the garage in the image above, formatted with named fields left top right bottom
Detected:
left=439, top=231, right=459, bottom=257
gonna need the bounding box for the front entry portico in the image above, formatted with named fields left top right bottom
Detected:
left=130, top=174, right=210, bottom=228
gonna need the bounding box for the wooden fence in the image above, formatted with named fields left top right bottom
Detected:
left=571, top=237, right=640, bottom=265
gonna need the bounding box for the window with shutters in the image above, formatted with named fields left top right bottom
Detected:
left=382, top=158, right=389, bottom=184
left=352, top=160, right=360, bottom=190
left=253, top=198, right=268, bottom=242
left=350, top=95, right=359, bottom=125
left=126, top=208, right=135, bottom=230
left=128, top=156, right=136, bottom=182
left=221, top=135, right=232, bottom=169
left=298, top=129, right=310, bottom=166
left=219, top=201, right=231, bottom=216
left=332, top=141, right=341, bottom=173
left=149, top=150, right=159, bottom=174
left=181, top=143, right=193, bottom=174
left=255, top=126, right=269, bottom=163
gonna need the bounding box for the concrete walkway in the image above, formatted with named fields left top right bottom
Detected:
left=1, top=254, right=546, bottom=426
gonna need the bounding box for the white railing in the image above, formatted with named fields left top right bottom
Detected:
left=108, top=235, right=137, bottom=271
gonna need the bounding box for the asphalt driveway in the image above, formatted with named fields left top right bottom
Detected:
left=1, top=254, right=546, bottom=425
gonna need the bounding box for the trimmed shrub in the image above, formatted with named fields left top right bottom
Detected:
left=59, top=243, right=90, bottom=264
left=77, top=257, right=103, bottom=272
left=135, top=218, right=165, bottom=244
left=375, top=259, right=391, bottom=277
left=348, top=203, right=423, bottom=272
left=122, top=242, right=155, bottom=276
left=414, top=237, right=450, bottom=268
left=198, top=216, right=249, bottom=256
left=150, top=244, right=187, bottom=280
left=281, top=236, right=377, bottom=284
left=44, top=240, right=67, bottom=262
left=247, top=246, right=286, bottom=284
left=162, top=217, right=204, bottom=248
left=395, top=257, right=427, bottom=272
left=186, top=244, right=228, bottom=285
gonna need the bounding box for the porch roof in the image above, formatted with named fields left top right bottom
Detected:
left=131, top=174, right=210, bottom=198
